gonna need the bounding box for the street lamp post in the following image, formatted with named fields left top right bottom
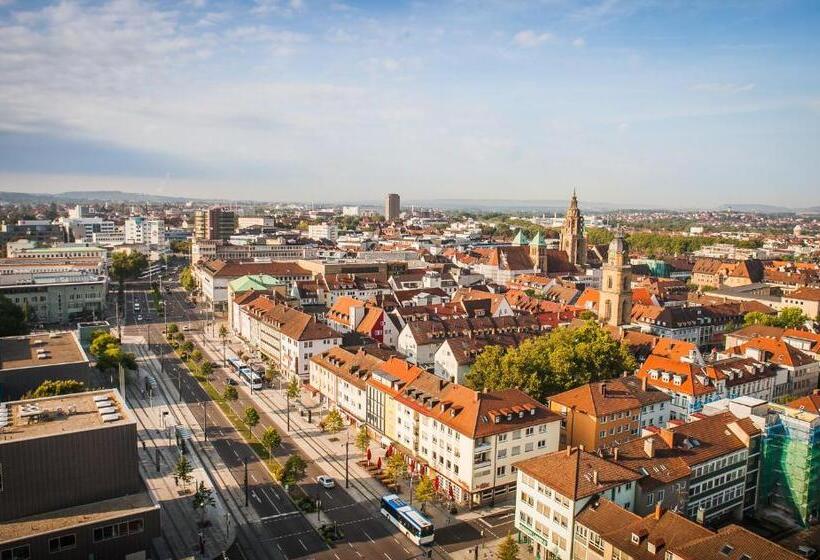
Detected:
left=201, top=401, right=208, bottom=441
left=243, top=457, right=249, bottom=507
left=344, top=439, right=350, bottom=489
left=286, top=388, right=290, bottom=433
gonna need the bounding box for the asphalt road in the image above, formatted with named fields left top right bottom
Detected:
left=118, top=280, right=426, bottom=560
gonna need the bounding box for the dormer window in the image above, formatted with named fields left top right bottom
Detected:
left=631, top=533, right=640, bottom=545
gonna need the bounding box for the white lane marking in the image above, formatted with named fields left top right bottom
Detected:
left=298, top=538, right=308, bottom=551
left=233, top=449, right=240, bottom=459
left=252, top=490, right=262, bottom=504
left=363, top=530, right=375, bottom=544
left=334, top=554, right=341, bottom=560
left=250, top=474, right=258, bottom=483
left=324, top=491, right=333, bottom=500
left=384, top=554, right=392, bottom=560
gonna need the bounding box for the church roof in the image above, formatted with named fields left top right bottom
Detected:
left=512, top=230, right=530, bottom=245
left=529, top=231, right=547, bottom=247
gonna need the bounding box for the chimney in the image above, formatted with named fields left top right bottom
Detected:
left=613, top=447, right=620, bottom=461
left=659, top=428, right=676, bottom=449
left=654, top=502, right=663, bottom=520
left=644, top=437, right=656, bottom=458
left=641, top=376, right=648, bottom=392
left=592, top=470, right=599, bottom=486
left=566, top=445, right=573, bottom=457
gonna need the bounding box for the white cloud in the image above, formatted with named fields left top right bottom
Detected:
left=690, top=82, right=755, bottom=94
left=512, top=30, right=553, bottom=48
left=572, top=37, right=586, bottom=48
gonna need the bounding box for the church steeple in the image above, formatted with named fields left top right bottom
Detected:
left=559, top=189, right=586, bottom=268
left=598, top=230, right=632, bottom=327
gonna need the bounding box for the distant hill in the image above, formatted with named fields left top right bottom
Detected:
left=0, top=190, right=220, bottom=204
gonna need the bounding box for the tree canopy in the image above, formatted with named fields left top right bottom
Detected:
left=243, top=406, right=260, bottom=429
left=89, top=330, right=137, bottom=372
left=497, top=533, right=520, bottom=560
left=282, top=454, right=308, bottom=487
left=180, top=266, right=196, bottom=292
left=110, top=252, right=148, bottom=286
left=26, top=379, right=86, bottom=399
left=464, top=321, right=636, bottom=402
left=743, top=306, right=809, bottom=329
left=322, top=409, right=345, bottom=433
left=0, top=295, right=28, bottom=336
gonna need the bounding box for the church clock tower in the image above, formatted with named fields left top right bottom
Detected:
left=559, top=190, right=587, bottom=268
left=598, top=231, right=632, bottom=327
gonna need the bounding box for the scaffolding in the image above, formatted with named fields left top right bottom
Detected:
left=760, top=404, right=820, bottom=527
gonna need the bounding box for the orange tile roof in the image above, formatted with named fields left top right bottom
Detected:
left=637, top=355, right=716, bottom=397
left=727, top=337, right=814, bottom=367
left=786, top=392, right=820, bottom=414
left=516, top=448, right=642, bottom=500
left=650, top=338, right=697, bottom=361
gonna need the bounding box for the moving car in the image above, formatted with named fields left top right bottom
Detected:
left=137, top=314, right=143, bottom=321
left=317, top=475, right=335, bottom=489
left=798, top=545, right=817, bottom=559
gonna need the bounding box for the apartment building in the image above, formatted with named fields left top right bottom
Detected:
left=725, top=337, right=819, bottom=398
left=0, top=270, right=108, bottom=325
left=433, top=333, right=536, bottom=384
left=631, top=304, right=744, bottom=349
left=191, top=239, right=318, bottom=263
left=397, top=314, right=546, bottom=367
left=365, top=357, right=561, bottom=506
left=548, top=377, right=671, bottom=451
left=232, top=294, right=341, bottom=380
left=572, top=498, right=800, bottom=560
left=195, top=260, right=312, bottom=310
left=307, top=223, right=338, bottom=242
left=193, top=207, right=236, bottom=241
left=124, top=216, right=165, bottom=245
left=0, top=390, right=160, bottom=559
left=325, top=296, right=399, bottom=347
left=637, top=353, right=776, bottom=420
left=515, top=447, right=641, bottom=560
left=309, top=347, right=384, bottom=425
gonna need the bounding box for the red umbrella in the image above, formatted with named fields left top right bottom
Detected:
left=433, top=476, right=440, bottom=491
left=366, top=448, right=372, bottom=464
left=376, top=456, right=382, bottom=470
left=386, top=446, right=393, bottom=458
left=448, top=486, right=454, bottom=500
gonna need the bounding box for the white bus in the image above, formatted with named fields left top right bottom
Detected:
left=380, top=494, right=434, bottom=545
left=239, top=367, right=263, bottom=390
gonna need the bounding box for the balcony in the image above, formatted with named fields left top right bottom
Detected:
left=474, top=441, right=492, bottom=453
left=473, top=459, right=492, bottom=470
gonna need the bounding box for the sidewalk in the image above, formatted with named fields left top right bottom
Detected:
left=123, top=336, right=240, bottom=559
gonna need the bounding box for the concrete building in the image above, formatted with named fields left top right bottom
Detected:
left=0, top=221, right=65, bottom=253
left=193, top=207, right=237, bottom=241
left=0, top=332, right=100, bottom=401
left=194, top=260, right=311, bottom=310
left=124, top=217, right=165, bottom=246
left=385, top=193, right=400, bottom=221
left=0, top=389, right=161, bottom=560
left=6, top=243, right=108, bottom=262
left=307, top=223, right=338, bottom=242
left=237, top=216, right=276, bottom=229
left=0, top=271, right=107, bottom=325
left=191, top=239, right=318, bottom=263
left=309, top=346, right=385, bottom=425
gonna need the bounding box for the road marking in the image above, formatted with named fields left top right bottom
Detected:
left=334, top=554, right=341, bottom=560
left=403, top=548, right=409, bottom=554
left=259, top=511, right=299, bottom=521
left=384, top=554, right=392, bottom=560
left=233, top=450, right=240, bottom=459
left=324, top=490, right=333, bottom=500
left=363, top=530, right=375, bottom=544
left=298, top=538, right=308, bottom=551
left=250, top=474, right=258, bottom=483
left=252, top=490, right=262, bottom=504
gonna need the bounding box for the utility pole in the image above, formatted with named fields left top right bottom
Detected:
left=286, top=389, right=290, bottom=433
left=243, top=457, right=249, bottom=507
left=202, top=401, right=208, bottom=441
left=345, top=440, right=350, bottom=489
left=115, top=297, right=121, bottom=340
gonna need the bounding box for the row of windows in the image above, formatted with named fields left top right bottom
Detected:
left=0, top=518, right=143, bottom=560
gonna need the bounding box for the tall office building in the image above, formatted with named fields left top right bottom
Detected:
left=194, top=207, right=237, bottom=240
left=385, top=193, right=400, bottom=221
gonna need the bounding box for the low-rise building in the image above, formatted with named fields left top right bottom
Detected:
left=548, top=377, right=671, bottom=451
left=515, top=447, right=642, bottom=560
left=725, top=337, right=819, bottom=398
left=0, top=389, right=161, bottom=559
left=0, top=270, right=107, bottom=325
left=195, top=260, right=312, bottom=310
left=309, top=347, right=384, bottom=425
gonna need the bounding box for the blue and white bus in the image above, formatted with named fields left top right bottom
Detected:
left=227, top=357, right=245, bottom=373
left=380, top=494, right=434, bottom=545
left=239, top=367, right=263, bottom=390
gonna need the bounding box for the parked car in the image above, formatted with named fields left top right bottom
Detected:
left=317, top=475, right=335, bottom=489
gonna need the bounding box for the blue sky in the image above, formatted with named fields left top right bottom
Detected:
left=0, top=0, right=818, bottom=207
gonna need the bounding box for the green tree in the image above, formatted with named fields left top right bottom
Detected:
left=287, top=378, right=300, bottom=400
left=191, top=349, right=203, bottom=363
left=384, top=452, right=407, bottom=484
left=414, top=475, right=435, bottom=512
left=192, top=480, right=216, bottom=525
left=322, top=409, right=345, bottom=433
left=89, top=331, right=137, bottom=373
left=265, top=365, right=281, bottom=388
left=355, top=425, right=370, bottom=457
left=464, top=345, right=507, bottom=391
left=586, top=227, right=614, bottom=246
left=200, top=361, right=214, bottom=378
left=27, top=379, right=86, bottom=398
left=174, top=455, right=194, bottom=491
left=282, top=454, right=308, bottom=487
left=497, top=533, right=520, bottom=560
left=167, top=323, right=179, bottom=334
left=270, top=461, right=284, bottom=483
left=223, top=385, right=238, bottom=401
left=0, top=295, right=28, bottom=336
left=243, top=406, right=260, bottom=429
left=776, top=306, right=809, bottom=329
left=744, top=311, right=775, bottom=327
left=218, top=324, right=229, bottom=365
left=465, top=321, right=636, bottom=401
left=578, top=310, right=597, bottom=321
left=180, top=341, right=194, bottom=356
left=180, top=266, right=196, bottom=292
left=261, top=427, right=282, bottom=458
left=110, top=252, right=148, bottom=300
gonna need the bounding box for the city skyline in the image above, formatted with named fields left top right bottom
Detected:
left=0, top=0, right=818, bottom=207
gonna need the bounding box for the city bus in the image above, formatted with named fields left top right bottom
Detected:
left=227, top=357, right=245, bottom=373
left=238, top=367, right=263, bottom=390
left=380, top=494, right=434, bottom=545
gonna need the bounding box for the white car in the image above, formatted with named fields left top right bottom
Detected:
left=317, top=475, right=335, bottom=489
left=137, top=315, right=143, bottom=321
